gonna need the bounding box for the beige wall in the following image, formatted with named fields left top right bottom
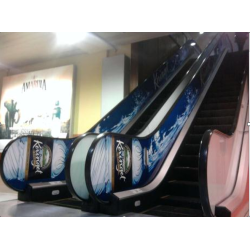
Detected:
left=0, top=44, right=131, bottom=135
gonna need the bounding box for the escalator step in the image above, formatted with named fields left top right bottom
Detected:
left=178, top=155, right=199, bottom=167
left=186, top=134, right=204, bottom=144
left=204, top=96, right=239, bottom=104
left=192, top=124, right=232, bottom=134
left=144, top=205, right=203, bottom=217
left=209, top=85, right=241, bottom=92
left=194, top=116, right=234, bottom=126
left=214, top=74, right=244, bottom=82
left=207, top=90, right=239, bottom=98
left=215, top=72, right=243, bottom=79
left=174, top=167, right=199, bottom=181
left=197, top=109, right=236, bottom=118
left=202, top=102, right=238, bottom=110
left=181, top=144, right=200, bottom=155
left=166, top=180, right=200, bottom=197
left=160, top=195, right=202, bottom=210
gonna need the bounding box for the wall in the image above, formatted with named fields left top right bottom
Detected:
left=0, top=44, right=131, bottom=135
left=226, top=32, right=249, bottom=52
left=130, top=35, right=179, bottom=90
left=101, top=54, right=130, bottom=117
left=130, top=33, right=220, bottom=91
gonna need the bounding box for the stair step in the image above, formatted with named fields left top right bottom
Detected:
left=186, top=134, right=203, bottom=144
left=202, top=102, right=238, bottom=110
left=194, top=116, right=234, bottom=126
left=192, top=124, right=232, bottom=134
left=204, top=96, right=239, bottom=104
left=207, top=90, right=239, bottom=97
left=144, top=205, right=203, bottom=217
left=178, top=155, right=199, bottom=167
left=160, top=195, right=202, bottom=210
left=197, top=109, right=236, bottom=118
left=181, top=144, right=200, bottom=155
left=209, top=85, right=241, bottom=92
left=174, top=167, right=199, bottom=181
left=213, top=75, right=243, bottom=84
left=166, top=180, right=200, bottom=197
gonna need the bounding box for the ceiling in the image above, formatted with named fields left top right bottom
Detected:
left=0, top=32, right=172, bottom=71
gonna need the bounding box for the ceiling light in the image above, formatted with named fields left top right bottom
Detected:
left=190, top=42, right=196, bottom=46
left=199, top=32, right=204, bottom=34
left=56, top=32, right=87, bottom=45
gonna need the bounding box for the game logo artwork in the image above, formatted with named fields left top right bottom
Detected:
left=0, top=65, right=74, bottom=139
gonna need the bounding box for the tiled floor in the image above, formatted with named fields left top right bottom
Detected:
left=0, top=199, right=153, bottom=217
left=0, top=200, right=111, bottom=217
left=0, top=193, right=17, bottom=202
left=0, top=176, right=16, bottom=194
left=0, top=176, right=18, bottom=202
left=0, top=177, right=149, bottom=217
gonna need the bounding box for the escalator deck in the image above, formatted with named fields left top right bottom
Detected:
left=143, top=51, right=248, bottom=217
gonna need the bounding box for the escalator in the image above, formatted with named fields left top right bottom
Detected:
left=79, top=33, right=248, bottom=217
left=0, top=39, right=198, bottom=204
left=45, top=48, right=199, bottom=209
left=143, top=51, right=248, bottom=217
left=51, top=57, right=197, bottom=209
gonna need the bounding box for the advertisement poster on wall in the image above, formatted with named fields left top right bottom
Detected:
left=0, top=65, right=74, bottom=140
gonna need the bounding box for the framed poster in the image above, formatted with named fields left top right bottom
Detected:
left=0, top=65, right=74, bottom=139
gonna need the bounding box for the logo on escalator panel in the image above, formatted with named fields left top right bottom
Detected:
left=31, top=140, right=52, bottom=175
left=116, top=140, right=132, bottom=182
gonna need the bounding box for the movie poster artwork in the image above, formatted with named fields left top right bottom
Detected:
left=0, top=65, right=74, bottom=139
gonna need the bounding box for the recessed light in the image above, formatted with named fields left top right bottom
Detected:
left=190, top=42, right=196, bottom=46
left=56, top=32, right=87, bottom=45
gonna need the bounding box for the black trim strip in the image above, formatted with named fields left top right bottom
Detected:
left=230, top=55, right=249, bottom=135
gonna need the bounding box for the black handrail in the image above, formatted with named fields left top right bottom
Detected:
left=198, top=130, right=215, bottom=217
left=230, top=59, right=249, bottom=135
left=198, top=55, right=249, bottom=217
